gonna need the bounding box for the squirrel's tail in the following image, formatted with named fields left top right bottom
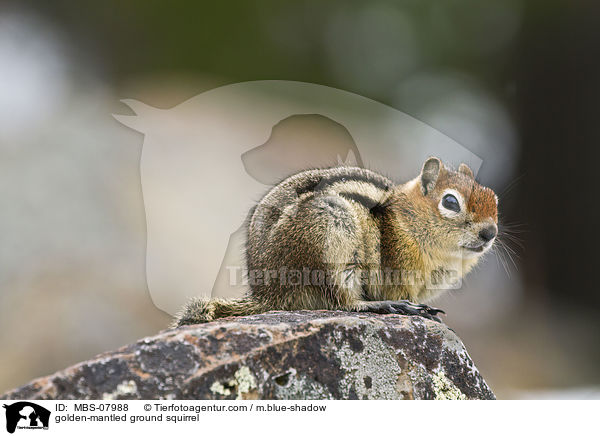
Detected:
left=171, top=296, right=263, bottom=328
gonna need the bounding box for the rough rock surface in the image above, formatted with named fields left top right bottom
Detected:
left=1, top=311, right=494, bottom=400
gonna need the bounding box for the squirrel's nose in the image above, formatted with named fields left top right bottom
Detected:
left=479, top=225, right=497, bottom=243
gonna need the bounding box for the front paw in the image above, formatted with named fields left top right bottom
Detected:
left=363, top=300, right=445, bottom=323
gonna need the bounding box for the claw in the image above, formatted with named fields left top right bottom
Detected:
left=396, top=300, right=444, bottom=317
left=427, top=307, right=445, bottom=315
left=360, top=300, right=445, bottom=323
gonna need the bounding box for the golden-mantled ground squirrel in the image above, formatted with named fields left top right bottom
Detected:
left=174, top=157, right=498, bottom=326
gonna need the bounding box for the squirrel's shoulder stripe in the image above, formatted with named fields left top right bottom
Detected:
left=290, top=167, right=393, bottom=196
left=338, top=192, right=386, bottom=214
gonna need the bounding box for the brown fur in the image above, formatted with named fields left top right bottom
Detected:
left=174, top=157, right=498, bottom=326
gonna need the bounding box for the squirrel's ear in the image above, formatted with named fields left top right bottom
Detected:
left=420, top=157, right=441, bottom=195
left=458, top=163, right=474, bottom=179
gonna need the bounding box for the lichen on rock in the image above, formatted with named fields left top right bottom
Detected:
left=1, top=311, right=495, bottom=400
left=432, top=370, right=467, bottom=400
left=210, top=366, right=257, bottom=400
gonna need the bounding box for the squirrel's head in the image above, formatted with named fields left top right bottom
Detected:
left=408, top=156, right=498, bottom=259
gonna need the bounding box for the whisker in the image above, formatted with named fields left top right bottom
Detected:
left=498, top=239, right=520, bottom=258
left=492, top=245, right=511, bottom=277
left=496, top=239, right=519, bottom=270
left=497, top=173, right=526, bottom=199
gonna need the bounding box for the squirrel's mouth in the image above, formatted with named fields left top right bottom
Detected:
left=461, top=241, right=491, bottom=253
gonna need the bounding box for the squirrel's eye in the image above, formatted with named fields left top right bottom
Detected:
left=442, top=194, right=460, bottom=212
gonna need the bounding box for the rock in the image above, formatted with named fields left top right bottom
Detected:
left=1, top=311, right=495, bottom=400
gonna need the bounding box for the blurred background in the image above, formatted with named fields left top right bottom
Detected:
left=1, top=0, right=599, bottom=399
